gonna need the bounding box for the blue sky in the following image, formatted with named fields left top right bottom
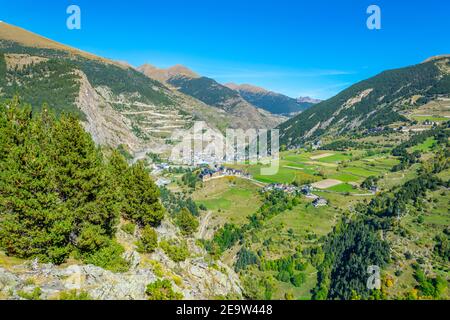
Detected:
left=1, top=0, right=449, bottom=99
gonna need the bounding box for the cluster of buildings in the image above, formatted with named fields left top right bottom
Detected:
left=262, top=183, right=329, bottom=207
left=312, top=197, right=328, bottom=207
left=199, top=166, right=251, bottom=182
left=365, top=126, right=386, bottom=135
left=155, top=177, right=171, bottom=187
left=311, top=140, right=322, bottom=150
left=263, top=183, right=301, bottom=194
left=151, top=163, right=170, bottom=173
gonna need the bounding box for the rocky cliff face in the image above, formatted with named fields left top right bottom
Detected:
left=0, top=219, right=242, bottom=300
left=76, top=70, right=141, bottom=150
left=0, top=257, right=241, bottom=300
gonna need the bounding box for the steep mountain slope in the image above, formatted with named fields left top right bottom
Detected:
left=168, top=76, right=284, bottom=129
left=138, top=64, right=199, bottom=83
left=139, top=65, right=285, bottom=129
left=0, top=21, right=119, bottom=65
left=279, top=57, right=450, bottom=147
left=0, top=22, right=269, bottom=154
left=225, top=83, right=315, bottom=115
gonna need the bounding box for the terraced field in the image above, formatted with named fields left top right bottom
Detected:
left=228, top=150, right=398, bottom=195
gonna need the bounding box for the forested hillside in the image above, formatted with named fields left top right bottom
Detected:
left=167, top=75, right=284, bottom=129
left=226, top=83, right=314, bottom=115
left=168, top=76, right=240, bottom=110
left=279, top=57, right=450, bottom=147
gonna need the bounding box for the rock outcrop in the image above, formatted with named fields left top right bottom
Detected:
left=0, top=219, right=243, bottom=300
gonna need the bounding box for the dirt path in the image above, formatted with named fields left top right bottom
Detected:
left=197, top=211, right=213, bottom=240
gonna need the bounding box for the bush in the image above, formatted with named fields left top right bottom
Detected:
left=276, top=271, right=291, bottom=283
left=414, top=269, right=447, bottom=298
left=160, top=240, right=190, bottom=262
left=176, top=208, right=199, bottom=236
left=146, top=279, right=183, bottom=300
left=59, top=290, right=91, bottom=300
left=17, top=287, right=42, bottom=300
left=81, top=241, right=129, bottom=273
left=291, top=273, right=306, bottom=287
left=137, top=226, right=158, bottom=253
left=121, top=223, right=136, bottom=235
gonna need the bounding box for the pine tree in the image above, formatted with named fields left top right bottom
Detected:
left=176, top=208, right=199, bottom=236
left=122, top=161, right=165, bottom=227
left=0, top=101, right=72, bottom=263
left=51, top=114, right=121, bottom=240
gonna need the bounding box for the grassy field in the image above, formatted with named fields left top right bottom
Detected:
left=317, top=153, right=352, bottom=163
left=329, top=172, right=361, bottom=182
left=410, top=137, right=436, bottom=152
left=265, top=202, right=338, bottom=243
left=377, top=163, right=420, bottom=190
left=192, top=177, right=262, bottom=226
left=410, top=115, right=449, bottom=122
left=241, top=200, right=341, bottom=300
left=229, top=150, right=397, bottom=187
left=326, top=183, right=359, bottom=193
left=272, top=263, right=318, bottom=300
left=341, top=165, right=381, bottom=178
left=228, top=162, right=320, bottom=185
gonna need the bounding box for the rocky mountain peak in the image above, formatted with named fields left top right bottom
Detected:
left=138, top=64, right=199, bottom=83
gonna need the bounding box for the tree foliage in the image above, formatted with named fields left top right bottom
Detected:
left=0, top=98, right=165, bottom=271
left=176, top=208, right=199, bottom=236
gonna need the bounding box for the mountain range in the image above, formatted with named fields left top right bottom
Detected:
left=1, top=21, right=449, bottom=155
left=225, top=83, right=318, bottom=116
left=138, top=64, right=292, bottom=127
left=279, top=56, right=450, bottom=147
left=138, top=65, right=319, bottom=117
left=0, top=22, right=291, bottom=156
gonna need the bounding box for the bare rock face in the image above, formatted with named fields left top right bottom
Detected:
left=0, top=219, right=243, bottom=300
left=0, top=263, right=158, bottom=300
left=0, top=254, right=242, bottom=300
left=76, top=71, right=142, bottom=151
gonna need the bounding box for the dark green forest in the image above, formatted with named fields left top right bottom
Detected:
left=279, top=58, right=449, bottom=146
left=0, top=98, right=164, bottom=271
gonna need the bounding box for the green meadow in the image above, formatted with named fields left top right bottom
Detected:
left=411, top=115, right=449, bottom=122
left=410, top=137, right=436, bottom=152
left=228, top=150, right=398, bottom=188
left=326, top=183, right=359, bottom=194
left=193, top=177, right=262, bottom=225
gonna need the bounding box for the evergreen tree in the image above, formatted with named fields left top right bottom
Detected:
left=122, top=161, right=165, bottom=227
left=0, top=101, right=72, bottom=263
left=176, top=208, right=199, bottom=236
left=137, top=226, right=158, bottom=253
